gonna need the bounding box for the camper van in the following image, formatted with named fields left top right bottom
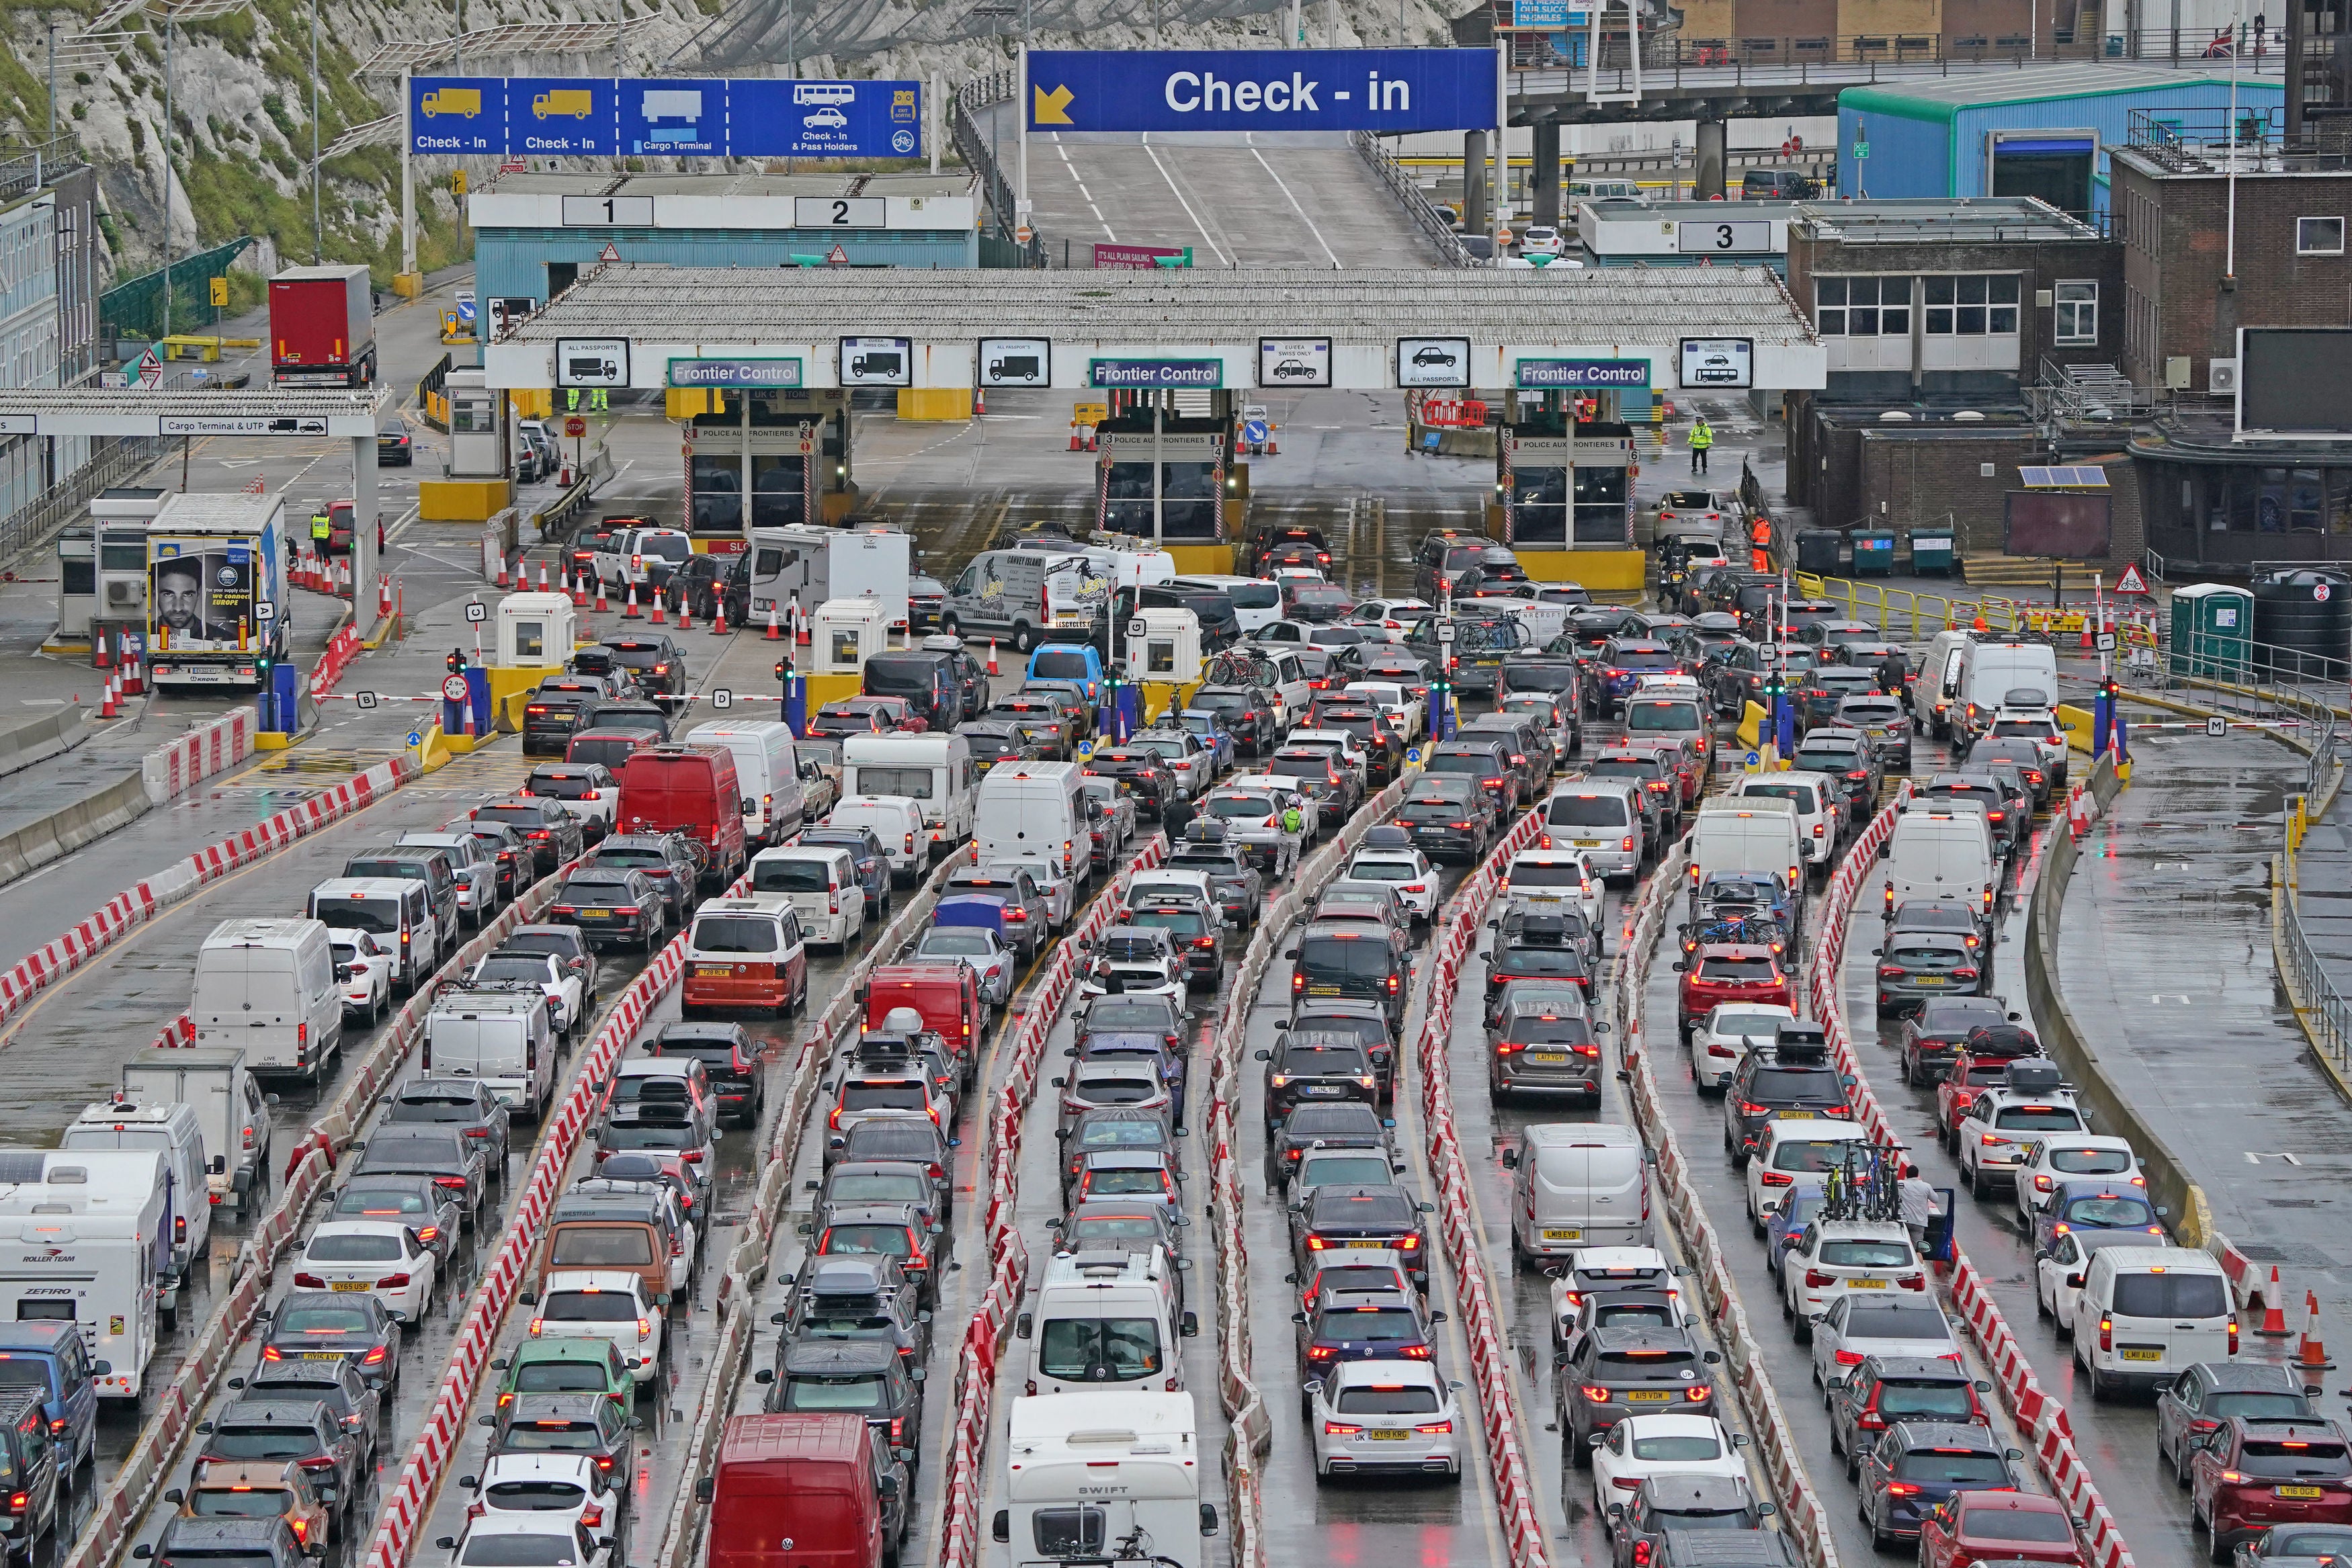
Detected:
left=53, top=1113, right=205, bottom=1297
left=1015, top=1251, right=1195, bottom=1399
left=0, top=1153, right=165, bottom=1397
left=974, top=762, right=1087, bottom=880
left=683, top=721, right=806, bottom=846
left=993, top=1393, right=1217, bottom=1568
left=189, top=920, right=343, bottom=1084
left=841, top=733, right=976, bottom=855
left=117, top=1048, right=271, bottom=1211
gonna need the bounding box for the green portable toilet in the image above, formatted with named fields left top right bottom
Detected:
left=2170, top=582, right=2253, bottom=681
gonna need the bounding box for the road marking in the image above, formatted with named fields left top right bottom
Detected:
left=1140, top=137, right=1231, bottom=266
left=1249, top=142, right=1341, bottom=267
left=2149, top=993, right=2190, bottom=1003
left=2247, top=1151, right=2305, bottom=1165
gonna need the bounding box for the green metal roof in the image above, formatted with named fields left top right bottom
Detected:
left=1841, top=62, right=2270, bottom=122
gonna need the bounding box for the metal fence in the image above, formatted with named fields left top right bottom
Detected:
left=0, top=435, right=168, bottom=574
left=2281, top=726, right=2350, bottom=1082
left=0, top=139, right=83, bottom=204
left=1350, top=131, right=1474, bottom=267
left=99, top=236, right=255, bottom=343
left=952, top=75, right=1045, bottom=266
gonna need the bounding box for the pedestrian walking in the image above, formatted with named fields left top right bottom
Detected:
left=1687, top=416, right=1715, bottom=476
left=1161, top=793, right=1195, bottom=839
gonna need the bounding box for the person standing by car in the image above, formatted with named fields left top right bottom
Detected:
left=1687, top=416, right=1714, bottom=476
left=1161, top=791, right=1195, bottom=840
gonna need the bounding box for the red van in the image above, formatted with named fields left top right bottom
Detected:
left=617, top=744, right=747, bottom=889
left=702, top=1413, right=906, bottom=1568
left=862, top=962, right=986, bottom=1077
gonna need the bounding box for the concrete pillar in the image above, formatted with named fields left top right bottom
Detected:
left=1464, top=128, right=1490, bottom=238
left=1695, top=117, right=1727, bottom=200
left=1532, top=119, right=1562, bottom=232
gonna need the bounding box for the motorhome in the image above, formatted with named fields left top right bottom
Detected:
left=0, top=1153, right=165, bottom=1397
left=53, top=1111, right=206, bottom=1299
left=993, top=1392, right=1216, bottom=1568
left=841, top=733, right=977, bottom=855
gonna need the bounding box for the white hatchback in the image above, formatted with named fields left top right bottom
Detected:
left=1691, top=1002, right=1793, bottom=1091
left=1344, top=848, right=1439, bottom=922
left=295, top=1219, right=436, bottom=1323
left=467, top=1452, right=618, bottom=1534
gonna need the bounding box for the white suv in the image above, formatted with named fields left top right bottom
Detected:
left=1781, top=1219, right=1926, bottom=1333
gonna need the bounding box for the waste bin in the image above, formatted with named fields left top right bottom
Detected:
left=2171, top=582, right=2253, bottom=681
left=1909, top=527, right=1957, bottom=576
left=1851, top=531, right=1896, bottom=577
left=1796, top=530, right=1843, bottom=576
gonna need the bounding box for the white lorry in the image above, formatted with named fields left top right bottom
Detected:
left=744, top=525, right=914, bottom=632
left=117, top=1047, right=273, bottom=1212
left=993, top=1391, right=1217, bottom=1568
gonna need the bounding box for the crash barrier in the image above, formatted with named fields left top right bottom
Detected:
left=1200, top=780, right=1414, bottom=1568
left=142, top=708, right=255, bottom=804
left=0, top=756, right=411, bottom=1032
left=0, top=771, right=150, bottom=888
left=309, top=623, right=364, bottom=701
left=1793, top=570, right=2160, bottom=648
left=1418, top=806, right=1550, bottom=1568
left=65, top=860, right=576, bottom=1568
left=1804, top=787, right=2136, bottom=1568
left=1611, top=842, right=1843, bottom=1568
left=0, top=704, right=93, bottom=780
left=648, top=844, right=980, bottom=1568
left=365, top=905, right=694, bottom=1568
left=935, top=835, right=1170, bottom=1568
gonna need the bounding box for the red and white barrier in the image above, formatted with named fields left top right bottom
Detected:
left=309, top=623, right=364, bottom=701
left=1803, top=793, right=2135, bottom=1568
left=140, top=709, right=255, bottom=805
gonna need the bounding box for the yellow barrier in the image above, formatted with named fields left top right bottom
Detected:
left=1736, top=699, right=1767, bottom=750
left=2056, top=703, right=2097, bottom=754
left=1799, top=569, right=2063, bottom=640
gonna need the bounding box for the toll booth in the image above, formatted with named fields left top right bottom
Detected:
left=683, top=388, right=855, bottom=544
left=1094, top=398, right=1228, bottom=563
left=1128, top=607, right=1202, bottom=722
left=426, top=367, right=515, bottom=523
left=54, top=528, right=93, bottom=640
left=812, top=597, right=890, bottom=674
left=1496, top=393, right=1641, bottom=591
left=485, top=591, right=574, bottom=725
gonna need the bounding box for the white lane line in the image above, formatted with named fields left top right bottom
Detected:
left=1249, top=142, right=1342, bottom=268
left=1142, top=139, right=1230, bottom=265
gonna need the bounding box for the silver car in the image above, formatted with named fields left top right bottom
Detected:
left=1195, top=788, right=1302, bottom=878
left=907, top=924, right=1016, bottom=1006
left=1306, top=1358, right=1463, bottom=1479
left=1130, top=728, right=1216, bottom=800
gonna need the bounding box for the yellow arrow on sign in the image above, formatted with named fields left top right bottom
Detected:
left=1034, top=83, right=1075, bottom=125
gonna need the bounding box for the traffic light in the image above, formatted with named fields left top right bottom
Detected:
left=774, top=658, right=790, bottom=685
left=446, top=648, right=465, bottom=675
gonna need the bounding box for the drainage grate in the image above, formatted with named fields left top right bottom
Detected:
left=2236, top=1242, right=2337, bottom=1267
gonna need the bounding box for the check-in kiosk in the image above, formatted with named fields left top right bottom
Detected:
left=495, top=591, right=575, bottom=668
left=1128, top=606, right=1202, bottom=722
left=812, top=597, right=890, bottom=674
left=447, top=368, right=510, bottom=480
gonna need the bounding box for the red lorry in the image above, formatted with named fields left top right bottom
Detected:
left=269, top=264, right=376, bottom=387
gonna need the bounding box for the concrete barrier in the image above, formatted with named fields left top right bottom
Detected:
left=0, top=706, right=92, bottom=780
left=0, top=772, right=151, bottom=887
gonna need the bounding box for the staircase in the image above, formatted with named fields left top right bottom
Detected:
left=1961, top=554, right=2106, bottom=588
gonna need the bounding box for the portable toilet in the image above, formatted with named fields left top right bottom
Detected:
left=2169, top=582, right=2253, bottom=682
left=813, top=597, right=890, bottom=674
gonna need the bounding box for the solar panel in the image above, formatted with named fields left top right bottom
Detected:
left=2019, top=466, right=2109, bottom=488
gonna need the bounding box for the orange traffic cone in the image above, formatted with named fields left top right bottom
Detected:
left=571, top=568, right=588, bottom=608
left=765, top=605, right=783, bottom=642
left=623, top=583, right=642, bottom=620
left=2258, top=1268, right=2294, bottom=1336
left=710, top=601, right=728, bottom=636
left=495, top=555, right=511, bottom=589
left=987, top=638, right=1000, bottom=677
left=593, top=577, right=610, bottom=614
left=98, top=670, right=118, bottom=719
left=794, top=597, right=810, bottom=646
left=650, top=588, right=666, bottom=625
left=538, top=562, right=550, bottom=593
left=675, top=594, right=692, bottom=632
left=2300, top=1291, right=2335, bottom=1371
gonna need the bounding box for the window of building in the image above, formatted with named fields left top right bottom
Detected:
left=2054, top=281, right=2098, bottom=344
left=1924, top=274, right=2021, bottom=335
left=1814, top=275, right=1909, bottom=337
left=2298, top=216, right=2345, bottom=255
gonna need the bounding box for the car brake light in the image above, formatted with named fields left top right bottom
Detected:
left=2099, top=1316, right=2113, bottom=1351
left=2230, top=1316, right=2240, bottom=1354
left=294, top=1272, right=325, bottom=1288
left=1804, top=1270, right=1835, bottom=1288
left=1760, top=1171, right=1792, bottom=1187
left=362, top=1345, right=387, bottom=1365
left=377, top=1274, right=411, bottom=1288
left=1886, top=1483, right=1921, bottom=1497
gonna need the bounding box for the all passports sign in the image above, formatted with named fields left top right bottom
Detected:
left=1026, top=48, right=1500, bottom=134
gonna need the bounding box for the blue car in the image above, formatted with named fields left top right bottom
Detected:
left=0, top=1320, right=99, bottom=1471
left=2029, top=1178, right=2165, bottom=1256
left=1026, top=644, right=1104, bottom=705
left=1855, top=1421, right=2023, bottom=1549
left=800, top=825, right=890, bottom=912
left=1177, top=709, right=1237, bottom=775
left=1764, top=1189, right=1828, bottom=1283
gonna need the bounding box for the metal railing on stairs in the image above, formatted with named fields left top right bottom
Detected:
left=1350, top=132, right=1474, bottom=268
left=953, top=75, right=1046, bottom=267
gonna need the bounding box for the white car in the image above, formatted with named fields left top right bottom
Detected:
left=1518, top=224, right=1566, bottom=257
left=530, top=1269, right=664, bottom=1383
left=1076, top=927, right=1187, bottom=1006
left=1986, top=702, right=2070, bottom=785
left=331, top=931, right=396, bottom=1022
left=1690, top=1003, right=1793, bottom=1092
left=466, top=1453, right=618, bottom=1534
left=1197, top=788, right=1302, bottom=879
left=592, top=525, right=693, bottom=593
left=1227, top=773, right=1322, bottom=840
left=400, top=830, right=501, bottom=926
left=1955, top=1088, right=2089, bottom=1196
left=1269, top=565, right=1327, bottom=590
left=468, top=950, right=585, bottom=1038
left=1284, top=729, right=1371, bottom=788
left=294, top=1219, right=437, bottom=1323
left=1808, top=1293, right=1957, bottom=1394
left=1346, top=597, right=1435, bottom=639
left=2035, top=1229, right=2107, bottom=1332
left=1743, top=1119, right=1872, bottom=1232
left=2012, top=1134, right=2144, bottom=1223
left=526, top=764, right=619, bottom=837
left=1306, top=1358, right=1462, bottom=1480
left=1341, top=681, right=1423, bottom=740
left=1589, top=1414, right=1747, bottom=1520
left=1781, top=1220, right=1926, bottom=1331
left=991, top=853, right=1075, bottom=928
left=439, top=1515, right=613, bottom=1568
left=1344, top=846, right=1438, bottom=922
left=1500, top=849, right=1602, bottom=930
left=907, top=924, right=1016, bottom=1006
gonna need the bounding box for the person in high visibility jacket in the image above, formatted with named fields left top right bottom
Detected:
left=1749, top=514, right=1771, bottom=574
left=1281, top=803, right=1304, bottom=838
left=310, top=511, right=331, bottom=554
left=1687, top=416, right=1715, bottom=475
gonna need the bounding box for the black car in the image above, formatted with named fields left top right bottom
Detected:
left=1896, top=996, right=2013, bottom=1086
left=1084, top=748, right=1177, bottom=819
left=1300, top=704, right=1402, bottom=785
left=1555, top=1323, right=1720, bottom=1452
left=956, top=720, right=1038, bottom=777
left=600, top=636, right=686, bottom=707
left=1917, top=773, right=2027, bottom=857
left=480, top=1393, right=639, bottom=1479
left=669, top=554, right=741, bottom=625
left=1057, top=1108, right=1180, bottom=1207
left=649, top=1020, right=763, bottom=1127
left=1484, top=921, right=1595, bottom=1014
left=1265, top=1098, right=1394, bottom=1186
left=455, top=820, right=536, bottom=900
left=353, top=1126, right=489, bottom=1227
left=1186, top=685, right=1280, bottom=758
left=470, top=797, right=588, bottom=875
left=1257, top=1029, right=1380, bottom=1130
left=585, top=834, right=701, bottom=923
left=1790, top=729, right=1882, bottom=820
left=1610, top=1475, right=1773, bottom=1568
left=755, top=1340, right=924, bottom=1459
left=1720, top=1035, right=1849, bottom=1163
left=522, top=680, right=614, bottom=756
left=1856, top=1422, right=2022, bottom=1549
left=1164, top=838, right=1263, bottom=929
left=233, top=1360, right=383, bottom=1473
left=1398, top=775, right=1495, bottom=862
left=1265, top=748, right=1363, bottom=824
left=386, top=1079, right=512, bottom=1174
left=1422, top=738, right=1516, bottom=816
left=376, top=427, right=413, bottom=467
left=330, top=1172, right=462, bottom=1272
left=1289, top=1183, right=1433, bottom=1289
left=194, top=1400, right=360, bottom=1514
left=577, top=701, right=673, bottom=745
left=800, top=826, right=890, bottom=912
left=907, top=575, right=947, bottom=633
left=1496, top=655, right=1586, bottom=720
left=551, top=868, right=667, bottom=951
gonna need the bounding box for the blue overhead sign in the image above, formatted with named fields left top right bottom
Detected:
left=407, top=76, right=922, bottom=159
left=1026, top=49, right=1497, bottom=134
left=1516, top=357, right=1651, bottom=389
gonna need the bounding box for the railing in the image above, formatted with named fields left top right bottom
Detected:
left=952, top=75, right=1044, bottom=267
left=1351, top=132, right=1474, bottom=269
left=2280, top=754, right=2352, bottom=1083
left=0, top=433, right=168, bottom=574
left=0, top=138, right=85, bottom=202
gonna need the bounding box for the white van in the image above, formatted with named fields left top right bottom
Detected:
left=1727, top=771, right=1839, bottom=870
left=190, top=918, right=345, bottom=1084
left=748, top=845, right=865, bottom=949
left=2070, top=1244, right=2234, bottom=1399
left=1883, top=808, right=1998, bottom=918
left=118, top=1047, right=271, bottom=1211
left=1181, top=574, right=1283, bottom=634
left=56, top=1110, right=208, bottom=1303
left=309, top=877, right=439, bottom=992
left=684, top=721, right=806, bottom=846
left=840, top=732, right=977, bottom=856
left=827, top=796, right=928, bottom=884
left=975, top=761, right=1087, bottom=880
left=1690, top=797, right=1803, bottom=891
left=422, top=986, right=558, bottom=1117
left=996, top=1393, right=1214, bottom=1568
left=1502, top=1123, right=1650, bottom=1260
left=1914, top=630, right=1972, bottom=741
left=1958, top=640, right=2059, bottom=746
left=1541, top=781, right=1646, bottom=882
left=1015, top=1250, right=1195, bottom=1397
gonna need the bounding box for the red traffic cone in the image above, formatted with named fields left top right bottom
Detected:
left=1069, top=422, right=1085, bottom=452
left=764, top=605, right=783, bottom=642
left=2257, top=1268, right=2294, bottom=1336
left=794, top=597, right=810, bottom=647
left=571, top=568, right=588, bottom=608
left=120, top=636, right=144, bottom=696
left=2301, top=1291, right=2336, bottom=1371
left=93, top=631, right=113, bottom=669
left=986, top=638, right=1001, bottom=677
left=593, top=576, right=611, bottom=614
left=538, top=562, right=550, bottom=593
left=710, top=601, right=728, bottom=636
left=675, top=594, right=692, bottom=632
left=650, top=588, right=666, bottom=625
left=495, top=555, right=511, bottom=589
left=624, top=583, right=642, bottom=620
left=98, top=670, right=118, bottom=719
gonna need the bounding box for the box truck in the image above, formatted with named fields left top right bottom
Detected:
left=992, top=1392, right=1216, bottom=1568
left=146, top=492, right=290, bottom=690
left=116, top=1047, right=272, bottom=1211
left=744, top=526, right=913, bottom=632
left=269, top=264, right=376, bottom=388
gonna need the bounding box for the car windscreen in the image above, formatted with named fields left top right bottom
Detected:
left=1769, top=1139, right=1857, bottom=1173
left=542, top=1291, right=639, bottom=1323
left=1629, top=1433, right=1722, bottom=1462
left=2059, top=1195, right=2155, bottom=1227
left=1747, top=1068, right=1838, bottom=1100
left=1698, top=957, right=1777, bottom=982
left=1626, top=701, right=1702, bottom=732
left=208, top=1426, right=319, bottom=1460
left=1038, top=1319, right=1163, bottom=1379
left=1203, top=795, right=1274, bottom=820
left=472, top=956, right=556, bottom=984
left=1992, top=1104, right=2085, bottom=1131
left=499, top=1422, right=599, bottom=1452
left=2046, top=1147, right=2134, bottom=1176
left=1313, top=1307, right=1423, bottom=1343
left=853, top=767, right=935, bottom=799
left=1818, top=1238, right=1912, bottom=1268
left=513, top=1363, right=614, bottom=1395
left=1501, top=1014, right=1593, bottom=1045
left=190, top=1490, right=296, bottom=1519
left=527, top=774, right=601, bottom=800
left=1333, top=1384, right=1439, bottom=1415
left=751, top=859, right=831, bottom=894
left=313, top=899, right=399, bottom=934
left=549, top=1227, right=654, bottom=1267
left=1421, top=752, right=1499, bottom=777
left=1962, top=1508, right=2075, bottom=1544
left=1498, top=950, right=1585, bottom=980
left=818, top=1225, right=913, bottom=1258
left=458, top=1532, right=587, bottom=1567
left=1546, top=795, right=1627, bottom=827
left=1876, top=1379, right=1976, bottom=1421
left=2110, top=1272, right=2228, bottom=1318
left=484, top=1481, right=591, bottom=1512
left=1085, top=1000, right=1179, bottom=1033
left=1297, top=1155, right=1393, bottom=1188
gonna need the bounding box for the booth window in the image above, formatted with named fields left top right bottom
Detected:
left=515, top=619, right=546, bottom=660
left=1147, top=639, right=1177, bottom=674
left=2298, top=216, right=2345, bottom=255
left=1925, top=275, right=2019, bottom=335
left=2053, top=281, right=2098, bottom=345
left=1814, top=275, right=1908, bottom=336
left=829, top=629, right=859, bottom=665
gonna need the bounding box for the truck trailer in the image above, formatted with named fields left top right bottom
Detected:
left=145, top=492, right=290, bottom=690
left=269, top=264, right=376, bottom=387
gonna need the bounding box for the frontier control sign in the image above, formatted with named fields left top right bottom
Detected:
left=1090, top=358, right=1224, bottom=389
left=1027, top=48, right=1500, bottom=134
left=1516, top=357, right=1652, bottom=390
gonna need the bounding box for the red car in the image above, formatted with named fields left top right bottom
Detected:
left=1673, top=942, right=1790, bottom=1032
left=1935, top=1047, right=2036, bottom=1151
left=1917, top=1490, right=2085, bottom=1568
left=2194, top=1418, right=2352, bottom=1556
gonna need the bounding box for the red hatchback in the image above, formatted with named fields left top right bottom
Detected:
left=1918, top=1491, right=2085, bottom=1568
left=1673, top=943, right=1790, bottom=1032
left=2195, top=1418, right=2352, bottom=1557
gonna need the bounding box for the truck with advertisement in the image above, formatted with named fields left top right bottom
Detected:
left=146, top=492, right=290, bottom=691
left=268, top=264, right=376, bottom=387
left=743, top=525, right=913, bottom=631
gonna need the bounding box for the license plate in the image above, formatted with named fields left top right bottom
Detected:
left=1527, top=1051, right=1569, bottom=1064
left=1572, top=838, right=1603, bottom=848
left=303, top=1352, right=347, bottom=1360
left=1367, top=1430, right=1410, bottom=1441
left=329, top=1281, right=370, bottom=1293
left=1913, top=975, right=1947, bottom=987
left=1301, top=1085, right=1343, bottom=1096
left=579, top=910, right=612, bottom=920
left=1344, top=1239, right=1387, bottom=1249
left=1847, top=1278, right=1887, bottom=1289
left=1542, top=1228, right=1583, bottom=1242
left=1778, top=1110, right=1816, bottom=1120
left=2278, top=1487, right=2326, bottom=1499
left=694, top=966, right=731, bottom=977
left=1307, top=985, right=1342, bottom=996
left=1626, top=1391, right=1673, bottom=1402
left=2120, top=1348, right=2163, bottom=1362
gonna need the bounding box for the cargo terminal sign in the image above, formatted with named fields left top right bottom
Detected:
left=407, top=77, right=923, bottom=159
left=1027, top=49, right=1499, bottom=134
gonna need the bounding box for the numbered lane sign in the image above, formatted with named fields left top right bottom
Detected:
left=355, top=691, right=380, bottom=711
left=713, top=688, right=734, bottom=710
left=2208, top=715, right=2228, bottom=738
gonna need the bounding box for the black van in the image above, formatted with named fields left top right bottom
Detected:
left=0, top=1387, right=62, bottom=1559
left=860, top=650, right=961, bottom=728
left=1287, top=919, right=1412, bottom=1029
